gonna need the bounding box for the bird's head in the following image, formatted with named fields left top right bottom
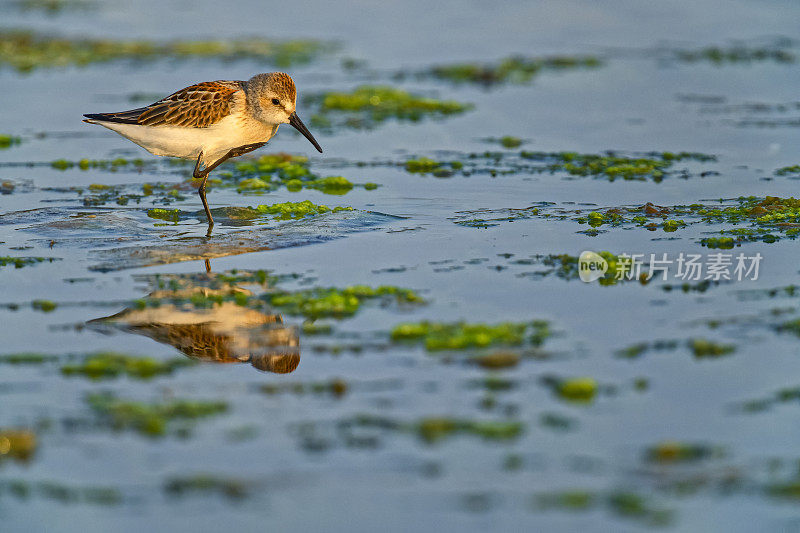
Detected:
left=248, top=72, right=322, bottom=153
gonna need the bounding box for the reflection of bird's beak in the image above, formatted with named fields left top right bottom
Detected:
left=288, top=112, right=323, bottom=153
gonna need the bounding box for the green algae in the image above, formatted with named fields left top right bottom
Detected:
left=164, top=475, right=250, bottom=500
left=426, top=54, right=602, bottom=85
left=50, top=157, right=149, bottom=171
left=308, top=86, right=472, bottom=129
left=545, top=376, right=598, bottom=403
left=390, top=320, right=550, bottom=351
left=616, top=340, right=679, bottom=359
left=0, top=134, right=21, bottom=148
left=254, top=200, right=353, bottom=220
left=521, top=150, right=714, bottom=182
left=0, top=429, right=36, bottom=462
left=0, top=256, right=58, bottom=269
left=0, top=31, right=329, bottom=72
left=416, top=417, right=523, bottom=443
left=740, top=384, right=800, bottom=413
left=341, top=414, right=523, bottom=444
left=401, top=149, right=716, bottom=183
left=86, top=393, right=228, bottom=437
left=535, top=490, right=596, bottom=511
left=0, top=353, right=58, bottom=364
left=498, top=136, right=523, bottom=148
left=645, top=441, right=719, bottom=463
left=534, top=489, right=672, bottom=525
left=265, top=285, right=423, bottom=320
left=259, top=378, right=348, bottom=397
left=302, top=321, right=334, bottom=335
left=775, top=164, right=800, bottom=177
left=607, top=492, right=673, bottom=526
left=473, top=351, right=520, bottom=369
left=61, top=352, right=194, bottom=380
left=299, top=175, right=354, bottom=194
left=471, top=376, right=516, bottom=392
left=224, top=153, right=372, bottom=194
left=465, top=195, right=800, bottom=246
left=616, top=339, right=734, bottom=360
left=147, top=208, right=180, bottom=223
left=31, top=299, right=56, bottom=312
left=673, top=44, right=795, bottom=65
left=12, top=0, right=95, bottom=13
left=690, top=338, right=735, bottom=358
left=0, top=479, right=121, bottom=505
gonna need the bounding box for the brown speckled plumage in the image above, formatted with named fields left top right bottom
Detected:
left=137, top=81, right=241, bottom=127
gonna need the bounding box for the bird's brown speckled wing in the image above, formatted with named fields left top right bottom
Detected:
left=84, top=81, right=243, bottom=128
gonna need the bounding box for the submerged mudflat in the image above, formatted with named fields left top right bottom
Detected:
left=2, top=1, right=800, bottom=532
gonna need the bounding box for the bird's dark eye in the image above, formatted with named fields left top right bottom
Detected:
left=271, top=98, right=280, bottom=106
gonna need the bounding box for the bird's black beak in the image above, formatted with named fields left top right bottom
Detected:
left=288, top=112, right=322, bottom=153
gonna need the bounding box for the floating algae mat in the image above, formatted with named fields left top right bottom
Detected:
left=0, top=31, right=330, bottom=71
left=85, top=392, right=228, bottom=437
left=306, top=86, right=473, bottom=129
left=421, top=54, right=603, bottom=86
left=452, top=196, right=800, bottom=247
left=390, top=150, right=716, bottom=180
left=39, top=153, right=376, bottom=198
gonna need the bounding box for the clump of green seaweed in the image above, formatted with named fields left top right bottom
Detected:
left=0, top=429, right=36, bottom=462
left=390, top=320, right=549, bottom=351
left=0, top=353, right=59, bottom=364
left=0, top=479, right=121, bottom=505
left=540, top=376, right=599, bottom=404
left=521, top=150, right=715, bottom=182
left=0, top=31, right=329, bottom=71
left=339, top=414, right=523, bottom=445
left=0, top=256, right=59, bottom=269
left=221, top=153, right=375, bottom=195
left=11, top=0, right=95, bottom=14
left=86, top=392, right=228, bottom=437
left=164, top=475, right=251, bottom=500
left=253, top=200, right=353, bottom=220
left=0, top=134, right=22, bottom=148
left=307, top=86, right=472, bottom=129
left=644, top=441, right=720, bottom=463
left=738, top=383, right=800, bottom=413
left=61, top=352, right=194, bottom=380
left=775, top=164, right=800, bottom=177
left=616, top=338, right=734, bottom=360
left=265, top=285, right=423, bottom=319
left=424, top=54, right=602, bottom=85
left=535, top=489, right=673, bottom=526
left=455, top=195, right=800, bottom=248
left=259, top=378, right=348, bottom=397
left=395, top=149, right=715, bottom=182
left=671, top=43, right=795, bottom=65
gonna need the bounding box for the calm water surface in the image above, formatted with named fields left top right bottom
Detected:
left=2, top=1, right=800, bottom=531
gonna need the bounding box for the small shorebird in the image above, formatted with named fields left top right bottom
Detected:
left=83, top=72, right=322, bottom=235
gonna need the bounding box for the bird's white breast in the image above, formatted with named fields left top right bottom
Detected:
left=93, top=114, right=278, bottom=166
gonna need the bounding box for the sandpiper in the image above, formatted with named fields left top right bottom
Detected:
left=83, top=72, right=322, bottom=235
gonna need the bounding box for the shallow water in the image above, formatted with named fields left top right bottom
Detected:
left=3, top=1, right=800, bottom=531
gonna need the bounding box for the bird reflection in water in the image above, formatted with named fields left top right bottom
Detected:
left=88, top=260, right=300, bottom=373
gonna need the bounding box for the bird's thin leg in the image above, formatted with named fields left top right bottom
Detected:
left=191, top=144, right=268, bottom=236
left=193, top=154, right=214, bottom=236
